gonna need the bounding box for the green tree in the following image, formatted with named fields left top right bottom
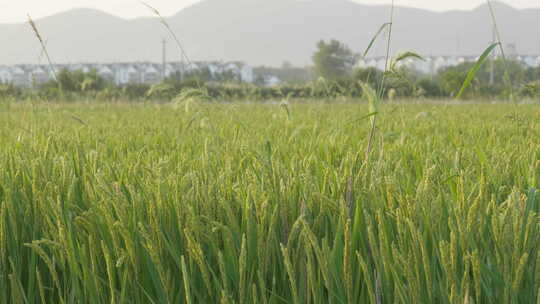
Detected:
left=438, top=68, right=469, bottom=97
left=353, top=67, right=383, bottom=90
left=525, top=66, right=540, bottom=83
left=146, top=83, right=177, bottom=100
left=312, top=39, right=356, bottom=80
left=437, top=59, right=527, bottom=98
left=56, top=69, right=85, bottom=92
left=254, top=65, right=311, bottom=84
left=0, top=84, right=21, bottom=99
left=122, top=83, right=151, bottom=100
left=43, top=69, right=109, bottom=93
left=415, top=78, right=443, bottom=98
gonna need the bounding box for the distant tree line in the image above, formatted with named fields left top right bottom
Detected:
left=310, top=39, right=540, bottom=100
left=1, top=39, right=540, bottom=102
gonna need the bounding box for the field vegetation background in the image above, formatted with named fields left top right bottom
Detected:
left=2, top=58, right=540, bottom=103
left=0, top=102, right=539, bottom=303
left=1, top=1, right=540, bottom=303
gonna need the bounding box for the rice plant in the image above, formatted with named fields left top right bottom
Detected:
left=356, top=1, right=394, bottom=166
left=27, top=15, right=57, bottom=82
left=2, top=2, right=537, bottom=304
left=0, top=101, right=538, bottom=303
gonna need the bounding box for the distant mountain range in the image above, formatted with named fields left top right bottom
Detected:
left=1, top=0, right=539, bottom=67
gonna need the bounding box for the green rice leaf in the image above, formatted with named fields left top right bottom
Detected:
left=456, top=43, right=500, bottom=99
left=389, top=51, right=424, bottom=71
left=363, top=23, right=392, bottom=57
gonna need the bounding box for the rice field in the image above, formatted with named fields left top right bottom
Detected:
left=0, top=101, right=539, bottom=303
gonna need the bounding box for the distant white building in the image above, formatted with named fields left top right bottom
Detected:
left=68, top=64, right=90, bottom=73
left=433, top=56, right=449, bottom=71
left=97, top=66, right=115, bottom=83
left=30, top=67, right=51, bottom=85
left=126, top=66, right=141, bottom=84
left=141, top=65, right=160, bottom=84
left=524, top=56, right=540, bottom=68
left=224, top=62, right=239, bottom=73
left=115, top=65, right=141, bottom=85
left=219, top=62, right=255, bottom=83
left=11, top=66, right=28, bottom=87
left=356, top=54, right=540, bottom=75
left=398, top=57, right=420, bottom=71
left=240, top=65, right=254, bottom=83
left=446, top=57, right=458, bottom=67
left=418, top=57, right=434, bottom=74
left=184, top=62, right=200, bottom=73
left=207, top=62, right=222, bottom=77
left=163, top=63, right=177, bottom=78
left=265, top=75, right=281, bottom=86
left=0, top=66, right=12, bottom=84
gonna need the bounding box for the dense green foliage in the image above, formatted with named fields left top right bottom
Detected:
left=312, top=40, right=357, bottom=80
left=439, top=59, right=526, bottom=98
left=2, top=59, right=540, bottom=103
left=0, top=101, right=539, bottom=303
left=254, top=64, right=312, bottom=85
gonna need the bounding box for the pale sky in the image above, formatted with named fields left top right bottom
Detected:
left=1, top=0, right=539, bottom=24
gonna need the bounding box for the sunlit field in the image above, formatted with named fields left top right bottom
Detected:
left=1, top=101, right=539, bottom=303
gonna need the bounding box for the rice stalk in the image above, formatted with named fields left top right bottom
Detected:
left=27, top=15, right=57, bottom=82
left=141, top=2, right=193, bottom=70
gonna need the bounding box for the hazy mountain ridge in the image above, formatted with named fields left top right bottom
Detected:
left=1, top=1, right=539, bottom=66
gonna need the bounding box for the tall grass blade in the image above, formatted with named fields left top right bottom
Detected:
left=456, top=43, right=499, bottom=99
left=389, top=51, right=424, bottom=72
left=361, top=82, right=379, bottom=160
left=141, top=1, right=193, bottom=69
left=363, top=23, right=391, bottom=57
left=486, top=0, right=515, bottom=102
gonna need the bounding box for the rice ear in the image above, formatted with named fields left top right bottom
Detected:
left=27, top=15, right=58, bottom=82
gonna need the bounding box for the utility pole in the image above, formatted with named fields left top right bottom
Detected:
left=161, top=38, right=167, bottom=81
